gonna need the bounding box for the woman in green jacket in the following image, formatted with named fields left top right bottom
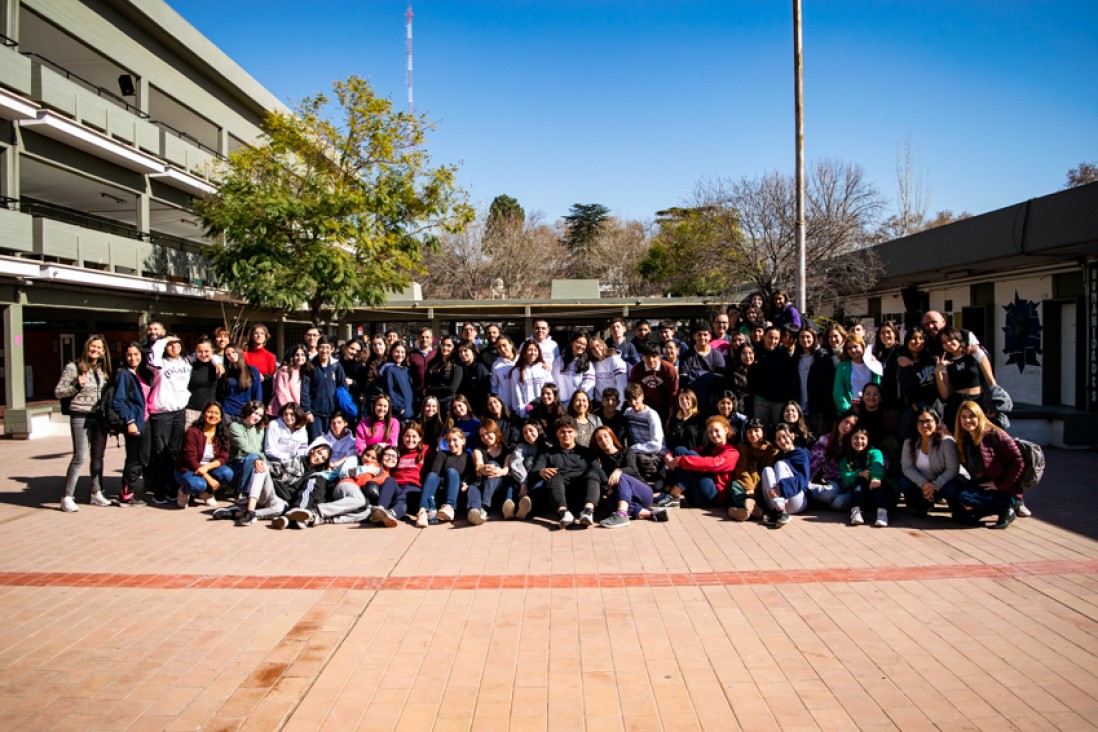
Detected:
left=839, top=424, right=895, bottom=527
left=833, top=335, right=882, bottom=414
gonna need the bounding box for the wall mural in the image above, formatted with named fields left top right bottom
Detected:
left=1002, top=292, right=1043, bottom=373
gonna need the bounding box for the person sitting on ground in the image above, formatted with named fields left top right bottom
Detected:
left=468, top=420, right=512, bottom=524
left=665, top=388, right=706, bottom=453
left=900, top=407, right=964, bottom=518
left=270, top=443, right=333, bottom=529
left=756, top=422, right=811, bottom=528
left=591, top=426, right=669, bottom=528
left=808, top=411, right=858, bottom=511
left=505, top=419, right=546, bottom=521
left=953, top=400, right=1026, bottom=529
left=419, top=426, right=477, bottom=526
left=621, top=383, right=666, bottom=485
left=658, top=415, right=740, bottom=509
left=726, top=418, right=779, bottom=521
left=531, top=416, right=602, bottom=528
left=840, top=425, right=894, bottom=528
left=174, top=401, right=232, bottom=509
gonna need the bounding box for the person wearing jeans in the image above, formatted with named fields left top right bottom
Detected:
left=420, top=428, right=477, bottom=524
left=174, top=402, right=232, bottom=508
left=659, top=416, right=739, bottom=509
left=54, top=335, right=111, bottom=512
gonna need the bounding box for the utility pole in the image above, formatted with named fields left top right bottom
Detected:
left=793, top=0, right=806, bottom=315
left=406, top=4, right=414, bottom=115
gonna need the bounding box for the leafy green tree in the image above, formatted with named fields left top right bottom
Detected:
left=486, top=194, right=524, bottom=238
left=639, top=206, right=744, bottom=296
left=561, top=203, right=610, bottom=252
left=196, top=75, right=473, bottom=324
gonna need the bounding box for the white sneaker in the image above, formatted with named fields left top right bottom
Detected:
left=89, top=492, right=112, bottom=507
left=467, top=507, right=486, bottom=525
left=60, top=496, right=79, bottom=513
left=850, top=507, right=864, bottom=526
left=1015, top=500, right=1032, bottom=518
left=874, top=508, right=889, bottom=527
left=501, top=499, right=515, bottom=520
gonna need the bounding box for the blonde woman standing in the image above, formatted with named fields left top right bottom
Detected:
left=54, top=335, right=112, bottom=512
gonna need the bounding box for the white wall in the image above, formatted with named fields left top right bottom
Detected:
left=993, top=277, right=1051, bottom=406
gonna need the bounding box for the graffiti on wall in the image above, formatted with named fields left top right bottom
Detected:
left=1001, top=292, right=1043, bottom=373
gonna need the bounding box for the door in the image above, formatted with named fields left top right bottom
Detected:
left=1061, top=303, right=1077, bottom=406
left=59, top=334, right=76, bottom=371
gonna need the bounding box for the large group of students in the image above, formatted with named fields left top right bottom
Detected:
left=54, top=289, right=1033, bottom=532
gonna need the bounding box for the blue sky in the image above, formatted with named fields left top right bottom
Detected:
left=168, top=1, right=1098, bottom=223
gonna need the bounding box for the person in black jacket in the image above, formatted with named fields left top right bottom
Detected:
left=421, top=427, right=477, bottom=523
left=456, top=340, right=491, bottom=416
left=590, top=427, right=669, bottom=528
left=795, top=328, right=836, bottom=439
left=425, top=336, right=463, bottom=416
left=530, top=416, right=602, bottom=528
left=749, top=326, right=795, bottom=426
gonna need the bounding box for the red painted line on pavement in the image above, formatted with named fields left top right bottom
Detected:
left=0, top=559, right=1094, bottom=592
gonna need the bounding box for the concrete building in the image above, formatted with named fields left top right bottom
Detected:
left=0, top=0, right=284, bottom=437
left=835, top=181, right=1098, bottom=447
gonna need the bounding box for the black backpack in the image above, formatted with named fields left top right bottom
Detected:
left=1013, top=437, right=1045, bottom=490
left=98, top=373, right=128, bottom=436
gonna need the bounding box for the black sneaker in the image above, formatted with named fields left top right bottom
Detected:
left=761, top=510, right=777, bottom=526
left=991, top=508, right=1016, bottom=530
left=578, top=508, right=595, bottom=526
left=653, top=493, right=680, bottom=509
left=151, top=494, right=170, bottom=505
left=271, top=516, right=289, bottom=530
left=650, top=507, right=671, bottom=522
left=212, top=507, right=239, bottom=521
left=775, top=511, right=791, bottom=527
left=235, top=510, right=256, bottom=526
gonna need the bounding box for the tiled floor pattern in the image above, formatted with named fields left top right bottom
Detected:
left=0, top=437, right=1096, bottom=730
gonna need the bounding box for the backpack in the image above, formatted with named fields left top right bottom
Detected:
left=1013, top=437, right=1045, bottom=490
left=97, top=372, right=128, bottom=436
left=335, top=385, right=358, bottom=420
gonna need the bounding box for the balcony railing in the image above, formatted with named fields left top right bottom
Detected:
left=20, top=197, right=142, bottom=240
left=22, top=51, right=147, bottom=119
left=20, top=51, right=225, bottom=160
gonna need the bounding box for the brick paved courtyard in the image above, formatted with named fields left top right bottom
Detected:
left=0, top=436, right=1095, bottom=731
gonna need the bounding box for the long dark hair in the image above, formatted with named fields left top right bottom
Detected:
left=843, top=425, right=872, bottom=469
left=825, top=411, right=858, bottom=462
left=222, top=343, right=252, bottom=393
left=559, top=331, right=592, bottom=372
left=512, top=340, right=546, bottom=384
left=428, top=336, right=458, bottom=376
left=907, top=406, right=946, bottom=459
left=191, top=401, right=231, bottom=453
left=281, top=344, right=314, bottom=377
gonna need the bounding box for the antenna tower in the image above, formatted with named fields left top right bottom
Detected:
left=405, top=4, right=414, bottom=115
